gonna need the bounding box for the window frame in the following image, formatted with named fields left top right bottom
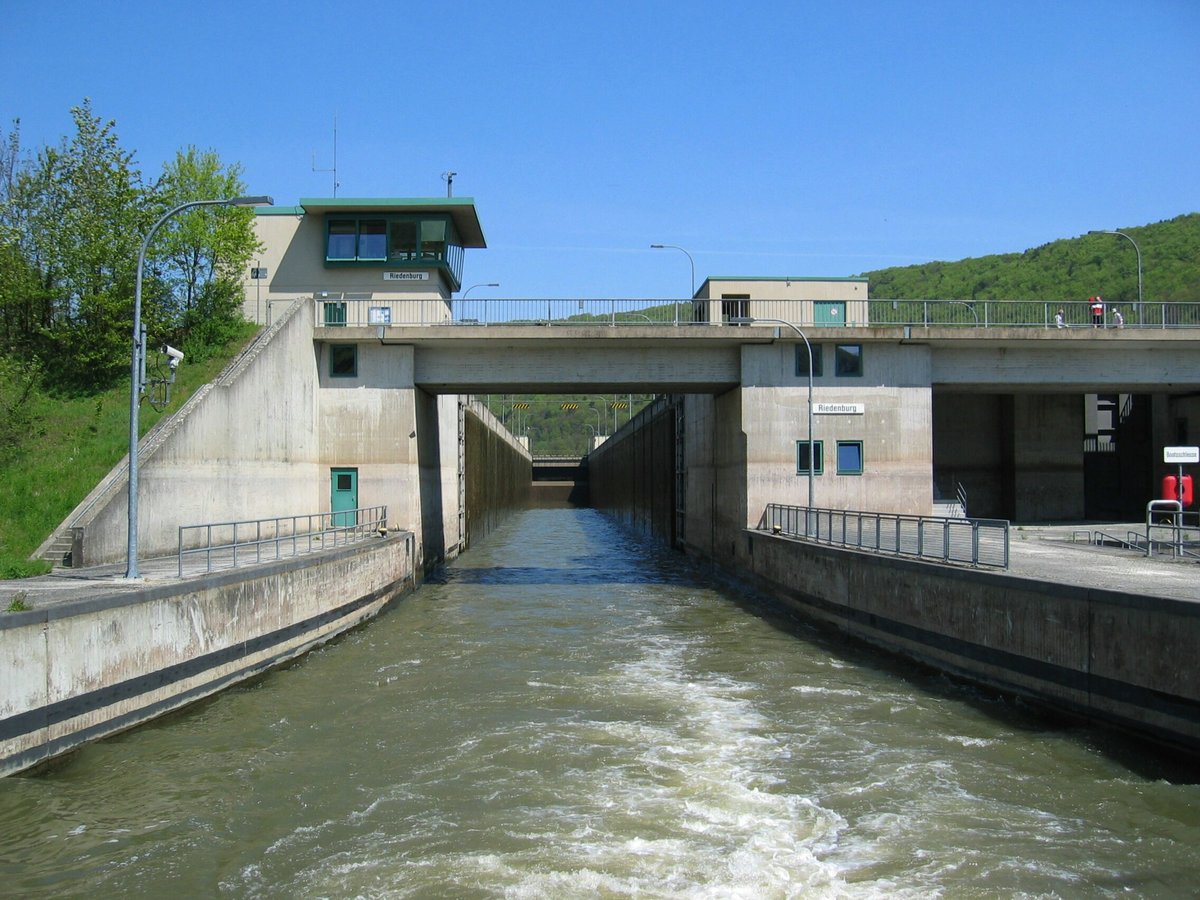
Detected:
left=329, top=344, right=358, bottom=379
left=795, top=343, right=823, bottom=378
left=796, top=439, right=824, bottom=475
left=834, top=343, right=863, bottom=377
left=323, top=214, right=464, bottom=286
left=836, top=440, right=864, bottom=475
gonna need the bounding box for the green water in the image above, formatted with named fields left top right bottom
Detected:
left=2, top=508, right=1198, bottom=898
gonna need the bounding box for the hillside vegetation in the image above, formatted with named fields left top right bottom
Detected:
left=859, top=214, right=1200, bottom=303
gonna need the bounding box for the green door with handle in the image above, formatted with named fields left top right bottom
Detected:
left=330, top=468, right=358, bottom=527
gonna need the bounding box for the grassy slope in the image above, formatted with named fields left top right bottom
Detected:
left=0, top=328, right=257, bottom=577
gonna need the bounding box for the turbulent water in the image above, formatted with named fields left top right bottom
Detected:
left=3, top=508, right=1199, bottom=898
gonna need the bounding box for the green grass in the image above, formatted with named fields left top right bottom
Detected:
left=0, top=325, right=258, bottom=577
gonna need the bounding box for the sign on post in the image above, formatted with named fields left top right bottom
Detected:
left=1164, top=446, right=1200, bottom=464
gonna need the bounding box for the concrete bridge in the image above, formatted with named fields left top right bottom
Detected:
left=39, top=295, right=1200, bottom=574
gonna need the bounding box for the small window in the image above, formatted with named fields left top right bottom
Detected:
left=327, top=220, right=356, bottom=259
left=795, top=344, right=823, bottom=378
left=329, top=344, right=357, bottom=378
left=835, top=343, right=863, bottom=377
left=796, top=440, right=824, bottom=475
left=358, top=220, right=387, bottom=260
left=336, top=473, right=353, bottom=491
left=836, top=441, right=864, bottom=475
left=389, top=220, right=418, bottom=260
left=420, top=219, right=447, bottom=260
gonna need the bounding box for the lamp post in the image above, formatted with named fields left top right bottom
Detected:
left=648, top=243, right=696, bottom=300
left=1088, top=229, right=1143, bottom=318
left=732, top=316, right=815, bottom=517
left=462, top=282, right=499, bottom=297
left=126, top=195, right=272, bottom=579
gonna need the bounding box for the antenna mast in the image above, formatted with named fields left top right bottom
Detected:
left=442, top=170, right=457, bottom=197
left=312, top=115, right=340, bottom=196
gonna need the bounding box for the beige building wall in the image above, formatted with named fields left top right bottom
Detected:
left=241, top=212, right=454, bottom=326
left=694, top=277, right=870, bottom=327
left=738, top=341, right=934, bottom=521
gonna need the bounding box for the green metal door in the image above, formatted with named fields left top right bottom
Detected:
left=330, top=468, right=358, bottom=527
left=814, top=300, right=846, bottom=326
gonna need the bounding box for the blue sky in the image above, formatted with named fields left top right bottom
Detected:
left=3, top=0, right=1197, bottom=298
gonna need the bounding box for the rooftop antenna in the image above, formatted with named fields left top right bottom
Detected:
left=442, top=170, right=457, bottom=197
left=312, top=114, right=340, bottom=196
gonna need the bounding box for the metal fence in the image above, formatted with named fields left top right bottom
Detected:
left=1144, top=501, right=1200, bottom=560
left=177, top=506, right=389, bottom=577
left=760, top=502, right=1010, bottom=569
left=868, top=299, right=1200, bottom=329
left=313, top=297, right=1200, bottom=330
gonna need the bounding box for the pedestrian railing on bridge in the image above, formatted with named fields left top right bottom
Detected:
left=759, top=502, right=1010, bottom=569
left=177, top=506, right=388, bottom=577
left=313, top=297, right=1200, bottom=331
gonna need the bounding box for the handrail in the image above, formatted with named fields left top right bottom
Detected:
left=760, top=502, right=1009, bottom=569
left=311, top=297, right=1200, bottom=330
left=177, top=505, right=388, bottom=577
left=1145, top=500, right=1199, bottom=560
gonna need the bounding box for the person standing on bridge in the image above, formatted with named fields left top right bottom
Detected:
left=1090, top=295, right=1105, bottom=328
left=1111, top=307, right=1124, bottom=328
left=1055, top=308, right=1065, bottom=328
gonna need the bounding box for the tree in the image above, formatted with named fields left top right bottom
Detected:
left=151, top=146, right=261, bottom=351
left=1, top=100, right=150, bottom=389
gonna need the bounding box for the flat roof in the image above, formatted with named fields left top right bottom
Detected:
left=702, top=275, right=869, bottom=285
left=263, top=197, right=487, bottom=248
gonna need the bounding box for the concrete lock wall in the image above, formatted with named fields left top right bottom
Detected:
left=71, top=300, right=323, bottom=566
left=0, top=536, right=417, bottom=776
left=589, top=398, right=676, bottom=542
left=741, top=531, right=1200, bottom=756
left=590, top=387, right=1200, bottom=755
left=464, top=402, right=532, bottom=550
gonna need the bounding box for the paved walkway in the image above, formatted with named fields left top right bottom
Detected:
left=1, top=524, right=1196, bottom=616
left=0, top=536, right=377, bottom=613
left=1002, top=524, right=1197, bottom=603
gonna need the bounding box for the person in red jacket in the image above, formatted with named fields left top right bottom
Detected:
left=1090, top=295, right=1105, bottom=327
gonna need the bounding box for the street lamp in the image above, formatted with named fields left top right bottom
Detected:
left=649, top=243, right=695, bottom=298
left=731, top=316, right=815, bottom=517
left=462, top=282, right=500, bottom=297
left=1088, top=230, right=1143, bottom=317
left=126, top=195, right=273, bottom=579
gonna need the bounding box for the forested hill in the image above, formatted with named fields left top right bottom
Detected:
left=858, top=213, right=1200, bottom=303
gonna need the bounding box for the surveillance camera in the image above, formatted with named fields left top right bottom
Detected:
left=163, top=345, right=184, bottom=369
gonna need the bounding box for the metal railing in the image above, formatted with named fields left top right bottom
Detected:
left=760, top=502, right=1010, bottom=569
left=313, top=297, right=1200, bottom=331
left=1145, top=501, right=1200, bottom=560
left=177, top=506, right=388, bottom=577
left=869, top=299, right=1200, bottom=329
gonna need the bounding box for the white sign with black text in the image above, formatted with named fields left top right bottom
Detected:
left=813, top=402, right=865, bottom=415
left=1163, top=446, right=1200, bottom=464
left=383, top=271, right=430, bottom=281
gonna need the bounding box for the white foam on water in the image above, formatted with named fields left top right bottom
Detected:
left=409, top=636, right=908, bottom=898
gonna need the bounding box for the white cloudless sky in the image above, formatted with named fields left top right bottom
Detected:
left=2, top=0, right=1197, bottom=298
